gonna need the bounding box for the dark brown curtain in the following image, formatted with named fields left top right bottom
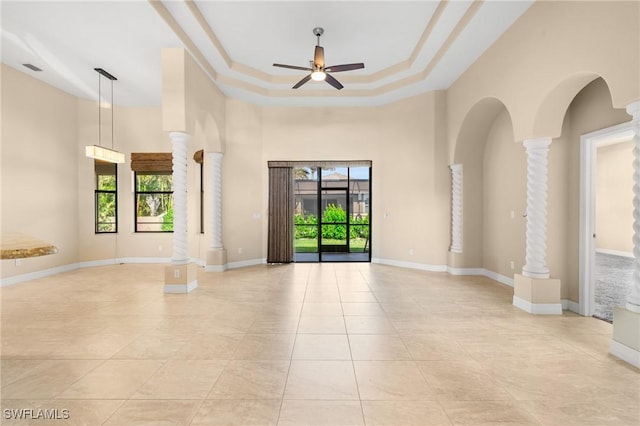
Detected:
left=267, top=166, right=294, bottom=263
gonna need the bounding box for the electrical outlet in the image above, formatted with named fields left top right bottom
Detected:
left=158, top=245, right=163, bottom=252
left=174, top=269, right=180, bottom=278
left=409, top=249, right=414, bottom=255
left=510, top=261, right=515, bottom=270
left=238, top=247, right=243, bottom=254
left=15, top=259, right=21, bottom=267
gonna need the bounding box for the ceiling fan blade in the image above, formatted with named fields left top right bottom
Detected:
left=292, top=74, right=312, bottom=89
left=324, top=73, right=343, bottom=90
left=273, top=63, right=313, bottom=72
left=325, top=63, right=365, bottom=73
left=314, top=46, right=325, bottom=67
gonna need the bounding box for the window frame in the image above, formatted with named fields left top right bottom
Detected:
left=134, top=171, right=174, bottom=233
left=94, top=161, right=118, bottom=234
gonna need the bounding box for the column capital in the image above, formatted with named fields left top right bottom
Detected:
left=168, top=131, right=191, bottom=144
left=523, top=137, right=552, bottom=149
left=626, top=100, right=640, bottom=120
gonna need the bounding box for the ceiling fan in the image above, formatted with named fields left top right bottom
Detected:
left=273, top=27, right=364, bottom=90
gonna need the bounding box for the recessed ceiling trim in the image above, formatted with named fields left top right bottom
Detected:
left=168, top=0, right=463, bottom=88
left=420, top=0, right=483, bottom=80
left=148, top=0, right=218, bottom=81
left=184, top=0, right=232, bottom=68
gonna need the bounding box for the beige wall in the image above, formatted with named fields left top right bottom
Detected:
left=76, top=100, right=178, bottom=262
left=1, top=65, right=79, bottom=278
left=2, top=2, right=639, bottom=294
left=448, top=0, right=639, bottom=154
left=596, top=140, right=634, bottom=253
left=482, top=108, right=526, bottom=277
left=256, top=92, right=450, bottom=266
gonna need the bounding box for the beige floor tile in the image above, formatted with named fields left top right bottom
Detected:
left=298, top=316, right=346, bottom=334
left=103, top=399, right=202, bottom=426
left=292, top=334, right=351, bottom=360
left=171, top=333, right=243, bottom=360
left=342, top=302, right=386, bottom=316
left=233, top=334, right=296, bottom=360
left=348, top=335, right=411, bottom=360
left=2, top=263, right=638, bottom=425
left=0, top=399, right=125, bottom=426
left=520, top=400, right=635, bottom=425
left=111, top=333, right=190, bottom=359
left=132, top=359, right=226, bottom=399
left=208, top=360, right=289, bottom=399
left=340, top=291, right=378, bottom=303
left=284, top=360, right=359, bottom=400
left=56, top=360, right=164, bottom=399
left=361, top=401, right=452, bottom=425
left=354, top=361, right=435, bottom=400
left=248, top=316, right=300, bottom=333
left=1, top=360, right=103, bottom=399
left=278, top=400, right=364, bottom=426
left=344, top=316, right=397, bottom=334
left=439, top=400, right=541, bottom=425
left=418, top=360, right=513, bottom=401
left=304, top=290, right=341, bottom=302
left=301, top=302, right=344, bottom=316
left=403, top=333, right=469, bottom=361
left=191, top=399, right=281, bottom=425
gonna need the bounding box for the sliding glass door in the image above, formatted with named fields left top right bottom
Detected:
left=294, top=165, right=371, bottom=262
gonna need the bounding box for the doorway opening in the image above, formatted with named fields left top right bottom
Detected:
left=294, top=165, right=371, bottom=262
left=580, top=122, right=634, bottom=320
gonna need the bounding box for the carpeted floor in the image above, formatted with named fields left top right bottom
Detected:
left=594, top=252, right=633, bottom=322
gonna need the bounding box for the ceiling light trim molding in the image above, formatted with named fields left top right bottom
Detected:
left=149, top=0, right=218, bottom=82
left=184, top=0, right=232, bottom=68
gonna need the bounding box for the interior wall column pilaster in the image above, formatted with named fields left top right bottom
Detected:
left=205, top=151, right=227, bottom=272
left=522, top=137, right=552, bottom=279
left=449, top=164, right=463, bottom=253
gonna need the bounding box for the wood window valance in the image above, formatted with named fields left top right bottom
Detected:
left=130, top=153, right=172, bottom=173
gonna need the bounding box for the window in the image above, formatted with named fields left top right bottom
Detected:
left=135, top=172, right=173, bottom=232
left=95, top=160, right=117, bottom=233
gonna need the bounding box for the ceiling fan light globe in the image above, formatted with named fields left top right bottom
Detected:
left=311, top=71, right=326, bottom=81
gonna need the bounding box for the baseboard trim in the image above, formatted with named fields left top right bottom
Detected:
left=513, top=295, right=563, bottom=315
left=371, top=258, right=447, bottom=272
left=1, top=257, right=172, bottom=287
left=205, top=264, right=228, bottom=272
left=595, top=248, right=634, bottom=258
left=227, top=258, right=266, bottom=269
left=562, top=299, right=580, bottom=314
left=610, top=340, right=640, bottom=368
left=164, top=281, right=198, bottom=294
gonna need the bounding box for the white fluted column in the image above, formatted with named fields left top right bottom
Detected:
left=450, top=164, right=463, bottom=253
left=627, top=102, right=640, bottom=312
left=208, top=152, right=224, bottom=250
left=522, top=137, right=551, bottom=279
left=169, top=131, right=189, bottom=264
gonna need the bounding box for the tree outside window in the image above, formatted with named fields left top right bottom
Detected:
left=135, top=172, right=173, bottom=232
left=95, top=161, right=117, bottom=233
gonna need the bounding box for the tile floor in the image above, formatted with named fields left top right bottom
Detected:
left=1, top=263, right=638, bottom=425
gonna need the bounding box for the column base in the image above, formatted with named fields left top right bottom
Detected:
left=205, top=248, right=227, bottom=272
left=610, top=307, right=640, bottom=368
left=513, top=273, right=562, bottom=315
left=164, top=263, right=198, bottom=293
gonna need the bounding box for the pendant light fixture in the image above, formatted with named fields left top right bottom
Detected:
left=85, top=67, right=125, bottom=163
